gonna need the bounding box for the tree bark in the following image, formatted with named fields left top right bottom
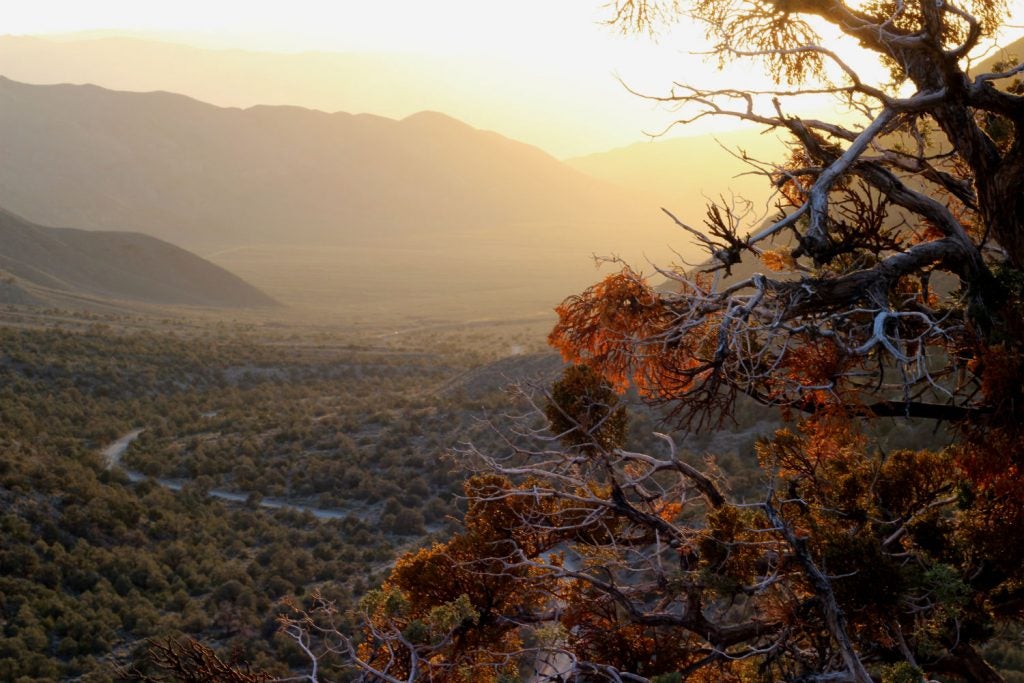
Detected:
left=936, top=642, right=1006, bottom=683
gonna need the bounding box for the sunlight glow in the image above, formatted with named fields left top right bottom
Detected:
left=3, top=1, right=1023, bottom=156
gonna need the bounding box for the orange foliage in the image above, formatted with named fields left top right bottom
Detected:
left=761, top=248, right=796, bottom=272
left=657, top=501, right=683, bottom=522
left=779, top=338, right=852, bottom=407
left=549, top=268, right=669, bottom=392
left=559, top=580, right=697, bottom=677
left=773, top=147, right=817, bottom=209
left=359, top=474, right=597, bottom=681
left=757, top=418, right=867, bottom=486
left=549, top=267, right=722, bottom=401
left=954, top=421, right=1024, bottom=578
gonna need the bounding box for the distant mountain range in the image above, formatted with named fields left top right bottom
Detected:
left=565, top=130, right=785, bottom=221
left=0, top=207, right=275, bottom=308
left=0, top=33, right=684, bottom=159
left=6, top=31, right=1011, bottom=317
left=0, top=76, right=667, bottom=260
left=0, top=34, right=788, bottom=238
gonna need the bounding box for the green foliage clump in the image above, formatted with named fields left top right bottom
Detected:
left=545, top=364, right=628, bottom=453
left=881, top=662, right=924, bottom=683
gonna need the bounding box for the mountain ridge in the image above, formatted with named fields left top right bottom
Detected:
left=0, top=33, right=671, bottom=158
left=0, top=76, right=664, bottom=256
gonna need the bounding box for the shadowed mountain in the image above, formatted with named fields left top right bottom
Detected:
left=0, top=76, right=664, bottom=256
left=0, top=207, right=276, bottom=308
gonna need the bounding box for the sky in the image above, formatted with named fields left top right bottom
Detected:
left=4, top=1, right=1024, bottom=156
left=6, top=2, right=642, bottom=55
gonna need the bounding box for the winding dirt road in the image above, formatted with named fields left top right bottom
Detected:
left=101, top=429, right=369, bottom=521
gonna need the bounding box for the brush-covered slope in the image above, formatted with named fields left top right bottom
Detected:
left=0, top=76, right=664, bottom=255
left=0, top=207, right=275, bottom=307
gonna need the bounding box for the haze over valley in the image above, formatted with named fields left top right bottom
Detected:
left=0, top=72, right=717, bottom=320
left=0, top=27, right=822, bottom=322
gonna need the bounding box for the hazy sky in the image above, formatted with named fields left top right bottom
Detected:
left=7, top=2, right=645, bottom=55
left=4, top=1, right=1023, bottom=156
left=3, top=1, right=756, bottom=155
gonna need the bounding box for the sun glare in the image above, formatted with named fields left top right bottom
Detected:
left=3, top=0, right=1023, bottom=155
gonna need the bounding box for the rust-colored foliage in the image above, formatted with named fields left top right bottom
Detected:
left=549, top=268, right=671, bottom=393
left=549, top=267, right=723, bottom=407
left=774, top=146, right=818, bottom=209
left=954, top=424, right=1024, bottom=583
left=359, top=475, right=577, bottom=682
left=779, top=340, right=851, bottom=407
left=752, top=420, right=1024, bottom=659
left=560, top=580, right=697, bottom=677
left=761, top=248, right=796, bottom=272
left=975, top=343, right=1024, bottom=409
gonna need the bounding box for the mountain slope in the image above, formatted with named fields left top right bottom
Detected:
left=974, top=35, right=1024, bottom=74
left=0, top=77, right=665, bottom=257
left=0, top=207, right=276, bottom=308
